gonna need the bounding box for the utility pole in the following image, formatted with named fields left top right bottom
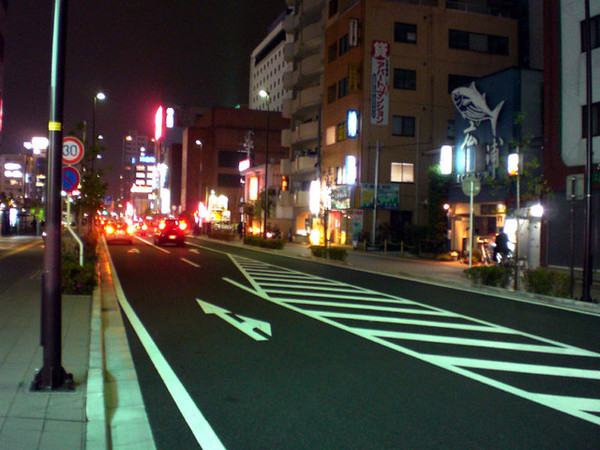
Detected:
left=31, top=0, right=73, bottom=391
left=581, top=0, right=595, bottom=302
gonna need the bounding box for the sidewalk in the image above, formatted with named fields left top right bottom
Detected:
left=1, top=235, right=598, bottom=449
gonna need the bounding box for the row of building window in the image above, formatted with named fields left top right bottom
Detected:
left=328, top=33, right=351, bottom=63
left=393, top=22, right=509, bottom=56
left=328, top=67, right=477, bottom=105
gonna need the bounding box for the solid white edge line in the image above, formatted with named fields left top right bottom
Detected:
left=106, top=244, right=226, bottom=449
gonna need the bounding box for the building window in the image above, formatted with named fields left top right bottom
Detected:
left=394, top=22, right=417, bottom=44
left=582, top=101, right=600, bottom=138
left=327, top=84, right=337, bottom=104
left=449, top=29, right=508, bottom=55
left=448, top=74, right=479, bottom=93
left=326, top=126, right=336, bottom=145
left=581, top=14, right=600, bottom=52
left=329, top=0, right=338, bottom=18
left=328, top=41, right=338, bottom=62
left=336, top=122, right=347, bottom=142
left=392, top=115, right=415, bottom=137
left=391, top=163, right=414, bottom=183
left=339, top=34, right=349, bottom=56
left=217, top=174, right=242, bottom=188
left=218, top=151, right=240, bottom=168
left=449, top=29, right=509, bottom=55
left=393, top=68, right=416, bottom=90
left=338, top=77, right=349, bottom=99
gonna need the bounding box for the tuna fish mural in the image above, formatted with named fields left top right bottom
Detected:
left=452, top=82, right=504, bottom=137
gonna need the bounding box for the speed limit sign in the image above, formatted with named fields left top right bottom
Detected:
left=62, top=137, right=85, bottom=165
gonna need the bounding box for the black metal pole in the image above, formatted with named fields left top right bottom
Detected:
left=262, top=97, right=270, bottom=238
left=91, top=96, right=96, bottom=171
left=581, top=0, right=594, bottom=303
left=31, top=0, right=73, bottom=391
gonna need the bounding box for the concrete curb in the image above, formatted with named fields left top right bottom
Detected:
left=86, top=282, right=108, bottom=449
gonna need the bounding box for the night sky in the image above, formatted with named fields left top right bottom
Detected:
left=2, top=0, right=287, bottom=195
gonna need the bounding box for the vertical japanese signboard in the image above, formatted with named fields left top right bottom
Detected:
left=370, top=40, right=390, bottom=125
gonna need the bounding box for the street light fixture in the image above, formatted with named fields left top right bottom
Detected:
left=92, top=92, right=106, bottom=148
left=259, top=89, right=270, bottom=238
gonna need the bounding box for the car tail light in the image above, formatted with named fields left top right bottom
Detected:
left=141, top=223, right=148, bottom=231
left=158, top=221, right=166, bottom=230
left=178, top=221, right=188, bottom=231
left=127, top=225, right=136, bottom=235
left=106, top=225, right=115, bottom=234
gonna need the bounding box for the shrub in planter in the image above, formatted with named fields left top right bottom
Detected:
left=259, top=238, right=285, bottom=249
left=310, top=246, right=348, bottom=261
left=208, top=230, right=237, bottom=241
left=62, top=256, right=97, bottom=295
left=310, top=245, right=326, bottom=258
left=327, top=247, right=347, bottom=261
left=244, top=235, right=285, bottom=249
left=464, top=266, right=511, bottom=288
left=523, top=268, right=570, bottom=297
left=60, top=230, right=98, bottom=295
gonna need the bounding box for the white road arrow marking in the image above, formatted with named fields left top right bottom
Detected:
left=196, top=299, right=271, bottom=341
left=127, top=248, right=141, bottom=253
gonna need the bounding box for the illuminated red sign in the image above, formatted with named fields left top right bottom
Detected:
left=154, top=106, right=164, bottom=141
left=249, top=177, right=258, bottom=201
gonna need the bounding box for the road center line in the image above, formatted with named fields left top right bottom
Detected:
left=181, top=258, right=200, bottom=267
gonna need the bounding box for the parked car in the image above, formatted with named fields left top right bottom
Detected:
left=154, top=218, right=188, bottom=247
left=104, top=221, right=135, bottom=245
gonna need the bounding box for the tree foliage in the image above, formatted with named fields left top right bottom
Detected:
left=484, top=112, right=552, bottom=207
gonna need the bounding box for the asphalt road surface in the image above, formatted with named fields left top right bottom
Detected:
left=106, top=236, right=600, bottom=449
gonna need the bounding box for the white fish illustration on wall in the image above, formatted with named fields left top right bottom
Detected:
left=452, top=82, right=505, bottom=137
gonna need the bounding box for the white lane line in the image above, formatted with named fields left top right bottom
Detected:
left=261, top=283, right=373, bottom=292
left=258, top=279, right=343, bottom=286
left=265, top=290, right=400, bottom=301
left=368, top=330, right=599, bottom=356
left=136, top=236, right=171, bottom=254
left=533, top=394, right=600, bottom=413
left=281, top=300, right=451, bottom=315
left=107, top=247, right=225, bottom=449
left=181, top=258, right=201, bottom=268
left=317, top=312, right=515, bottom=332
left=274, top=295, right=412, bottom=306
left=225, top=257, right=600, bottom=426
left=431, top=355, right=600, bottom=379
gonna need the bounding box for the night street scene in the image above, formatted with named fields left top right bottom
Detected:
left=1, top=0, right=600, bottom=449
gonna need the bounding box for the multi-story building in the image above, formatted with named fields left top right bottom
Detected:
left=120, top=131, right=151, bottom=205
left=0, top=154, right=31, bottom=202
left=321, top=0, right=520, bottom=245
left=542, top=0, right=599, bottom=270
left=180, top=106, right=289, bottom=226
left=277, top=0, right=326, bottom=239
left=0, top=0, right=6, bottom=146
left=250, top=9, right=294, bottom=113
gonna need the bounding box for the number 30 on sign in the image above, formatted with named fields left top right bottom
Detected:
left=62, top=137, right=85, bottom=165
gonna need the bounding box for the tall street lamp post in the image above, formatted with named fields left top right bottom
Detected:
left=259, top=90, right=270, bottom=238
left=92, top=92, right=105, bottom=169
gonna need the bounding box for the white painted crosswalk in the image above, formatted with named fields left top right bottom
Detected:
left=228, top=254, right=600, bottom=426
